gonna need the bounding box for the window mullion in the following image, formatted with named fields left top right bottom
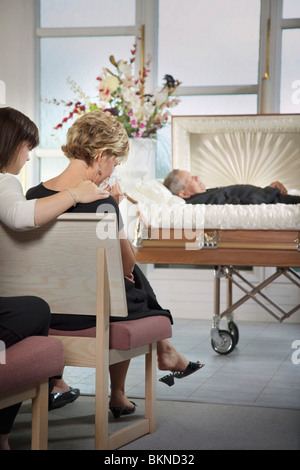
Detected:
left=281, top=18, right=300, bottom=28
left=177, top=85, right=258, bottom=97
left=36, top=25, right=137, bottom=38
left=269, top=0, right=283, bottom=113
left=135, top=0, right=159, bottom=93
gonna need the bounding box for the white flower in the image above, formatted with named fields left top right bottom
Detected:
left=52, top=47, right=180, bottom=138
left=122, top=87, right=141, bottom=112
left=142, top=101, right=156, bottom=119
left=103, top=76, right=119, bottom=93
left=118, top=60, right=132, bottom=77
left=154, top=89, right=168, bottom=107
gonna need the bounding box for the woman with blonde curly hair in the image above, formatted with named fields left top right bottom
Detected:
left=27, top=110, right=204, bottom=417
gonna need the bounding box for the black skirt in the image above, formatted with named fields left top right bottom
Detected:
left=50, top=264, right=173, bottom=331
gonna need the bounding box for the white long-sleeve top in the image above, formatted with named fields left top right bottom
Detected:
left=0, top=173, right=36, bottom=230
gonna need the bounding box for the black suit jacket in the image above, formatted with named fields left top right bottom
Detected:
left=184, top=184, right=282, bottom=205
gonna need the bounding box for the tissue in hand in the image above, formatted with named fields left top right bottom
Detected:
left=99, top=170, right=118, bottom=191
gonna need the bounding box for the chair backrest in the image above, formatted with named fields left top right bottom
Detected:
left=0, top=213, right=127, bottom=318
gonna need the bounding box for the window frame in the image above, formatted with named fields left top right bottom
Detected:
left=35, top=0, right=156, bottom=161
left=34, top=0, right=297, bottom=167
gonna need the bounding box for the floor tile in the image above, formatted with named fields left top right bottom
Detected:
left=63, top=319, right=300, bottom=410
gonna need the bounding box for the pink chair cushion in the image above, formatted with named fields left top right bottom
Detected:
left=49, top=315, right=172, bottom=350
left=0, top=336, right=64, bottom=395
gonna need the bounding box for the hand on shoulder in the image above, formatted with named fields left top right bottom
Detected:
left=73, top=180, right=109, bottom=204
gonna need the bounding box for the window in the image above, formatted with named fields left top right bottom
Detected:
left=156, top=0, right=260, bottom=176
left=40, top=0, right=136, bottom=27
left=40, top=36, right=135, bottom=149
left=282, top=0, right=300, bottom=19
left=36, top=1, right=298, bottom=181
left=37, top=0, right=137, bottom=180
left=158, top=0, right=260, bottom=87
left=279, top=1, right=300, bottom=113
left=170, top=94, right=257, bottom=117
left=280, top=29, right=300, bottom=113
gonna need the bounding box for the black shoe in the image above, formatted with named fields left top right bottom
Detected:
left=49, top=387, right=80, bottom=410
left=159, top=361, right=205, bottom=387
left=109, top=401, right=136, bottom=419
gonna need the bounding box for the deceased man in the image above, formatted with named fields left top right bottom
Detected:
left=163, top=170, right=300, bottom=205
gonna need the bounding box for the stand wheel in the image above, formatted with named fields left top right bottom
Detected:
left=228, top=321, right=239, bottom=346
left=211, top=330, right=235, bottom=355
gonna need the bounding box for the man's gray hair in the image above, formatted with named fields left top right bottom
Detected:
left=163, top=169, right=186, bottom=195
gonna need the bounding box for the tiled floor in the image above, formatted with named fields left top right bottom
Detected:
left=64, top=319, right=300, bottom=410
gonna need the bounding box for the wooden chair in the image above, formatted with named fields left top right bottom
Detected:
left=0, top=213, right=172, bottom=449
left=0, top=336, right=64, bottom=450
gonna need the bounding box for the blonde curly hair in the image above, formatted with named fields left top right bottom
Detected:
left=61, top=110, right=129, bottom=165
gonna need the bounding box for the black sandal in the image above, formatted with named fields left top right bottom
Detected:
left=109, top=401, right=136, bottom=419
left=159, top=361, right=204, bottom=387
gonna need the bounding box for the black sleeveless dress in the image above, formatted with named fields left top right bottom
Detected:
left=26, top=184, right=173, bottom=330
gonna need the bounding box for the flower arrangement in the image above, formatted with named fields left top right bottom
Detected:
left=51, top=44, right=181, bottom=138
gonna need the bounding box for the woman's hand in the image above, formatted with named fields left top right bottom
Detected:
left=125, top=273, right=135, bottom=283
left=120, top=233, right=136, bottom=278
left=34, top=181, right=108, bottom=227
left=72, top=181, right=109, bottom=204
left=109, top=181, right=125, bottom=205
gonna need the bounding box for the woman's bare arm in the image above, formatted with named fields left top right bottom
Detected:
left=119, top=230, right=136, bottom=278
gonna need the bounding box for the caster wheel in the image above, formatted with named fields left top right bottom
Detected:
left=211, top=330, right=235, bottom=355
left=228, top=321, right=239, bottom=346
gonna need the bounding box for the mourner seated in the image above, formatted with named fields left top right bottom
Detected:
left=27, top=111, right=204, bottom=404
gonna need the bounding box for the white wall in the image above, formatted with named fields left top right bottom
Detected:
left=0, top=0, right=38, bottom=186
left=0, top=0, right=36, bottom=113
left=144, top=265, right=300, bottom=324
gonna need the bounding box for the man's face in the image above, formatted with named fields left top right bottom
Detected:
left=177, top=170, right=206, bottom=198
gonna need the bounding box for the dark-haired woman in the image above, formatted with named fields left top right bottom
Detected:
left=0, top=107, right=108, bottom=450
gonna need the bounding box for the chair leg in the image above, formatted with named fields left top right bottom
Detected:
left=95, top=247, right=110, bottom=450
left=94, top=352, right=109, bottom=450
left=145, top=343, right=157, bottom=433
left=31, top=379, right=48, bottom=450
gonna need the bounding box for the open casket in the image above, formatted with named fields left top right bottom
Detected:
left=125, top=114, right=300, bottom=354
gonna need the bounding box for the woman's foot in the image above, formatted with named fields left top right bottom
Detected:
left=157, top=339, right=190, bottom=372
left=159, top=361, right=204, bottom=386
left=109, top=401, right=136, bottom=419
left=157, top=339, right=204, bottom=387
left=109, top=392, right=136, bottom=418
left=49, top=378, right=80, bottom=411
left=52, top=378, right=71, bottom=394
left=0, top=434, right=10, bottom=450
left=109, top=391, right=135, bottom=411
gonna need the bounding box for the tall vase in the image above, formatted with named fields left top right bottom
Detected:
left=117, top=137, right=156, bottom=191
